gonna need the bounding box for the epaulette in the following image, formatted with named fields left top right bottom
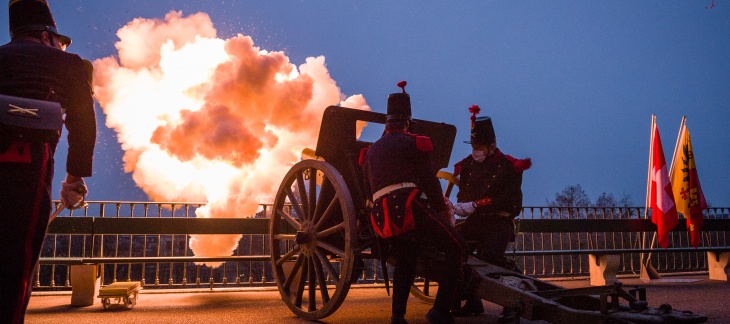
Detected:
left=358, top=147, right=369, bottom=166
left=413, top=135, right=433, bottom=152
left=505, top=154, right=532, bottom=173
left=453, top=157, right=469, bottom=177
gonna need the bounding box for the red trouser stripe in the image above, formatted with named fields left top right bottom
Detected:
left=15, top=143, right=49, bottom=319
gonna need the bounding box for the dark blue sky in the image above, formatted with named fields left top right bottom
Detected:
left=3, top=1, right=728, bottom=207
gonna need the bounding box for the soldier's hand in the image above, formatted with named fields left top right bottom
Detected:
left=60, top=178, right=87, bottom=209
left=443, top=196, right=456, bottom=227
left=454, top=202, right=476, bottom=216
left=443, top=196, right=454, bottom=214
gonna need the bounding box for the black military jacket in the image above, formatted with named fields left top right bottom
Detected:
left=455, top=149, right=523, bottom=218
left=363, top=130, right=446, bottom=212
left=0, top=39, right=96, bottom=177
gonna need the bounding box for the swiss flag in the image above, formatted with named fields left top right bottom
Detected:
left=650, top=124, right=679, bottom=248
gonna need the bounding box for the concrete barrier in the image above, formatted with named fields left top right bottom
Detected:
left=589, top=254, right=620, bottom=286
left=707, top=251, right=730, bottom=281
left=70, top=265, right=100, bottom=306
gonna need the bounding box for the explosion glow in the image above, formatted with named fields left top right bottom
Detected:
left=93, top=11, right=370, bottom=266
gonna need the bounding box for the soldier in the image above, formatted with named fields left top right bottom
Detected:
left=451, top=105, right=531, bottom=322
left=362, top=81, right=465, bottom=324
left=0, top=0, right=96, bottom=322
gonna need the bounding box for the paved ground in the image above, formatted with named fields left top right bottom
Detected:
left=26, top=276, right=730, bottom=323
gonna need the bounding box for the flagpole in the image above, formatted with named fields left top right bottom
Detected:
left=644, top=115, right=655, bottom=219
left=669, top=116, right=686, bottom=177
left=641, top=115, right=660, bottom=280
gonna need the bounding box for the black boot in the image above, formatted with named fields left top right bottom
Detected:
left=391, top=314, right=408, bottom=324
left=426, top=308, right=454, bottom=324
left=451, top=297, right=484, bottom=317
left=497, top=307, right=517, bottom=323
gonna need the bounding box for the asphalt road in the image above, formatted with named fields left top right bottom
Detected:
left=25, top=276, right=730, bottom=323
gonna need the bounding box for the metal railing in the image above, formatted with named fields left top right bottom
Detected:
left=515, top=206, right=730, bottom=277
left=35, top=202, right=730, bottom=291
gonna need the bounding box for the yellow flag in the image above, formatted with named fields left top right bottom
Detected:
left=669, top=120, right=707, bottom=247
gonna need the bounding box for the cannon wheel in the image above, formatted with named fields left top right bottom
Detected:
left=410, top=171, right=460, bottom=304
left=270, top=159, right=357, bottom=320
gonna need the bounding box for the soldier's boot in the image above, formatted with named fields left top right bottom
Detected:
left=426, top=308, right=454, bottom=324
left=451, top=297, right=484, bottom=317
left=391, top=314, right=408, bottom=324
left=497, top=307, right=518, bottom=323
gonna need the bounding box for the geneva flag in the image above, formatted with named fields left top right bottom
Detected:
left=650, top=123, right=678, bottom=248
left=670, top=121, right=708, bottom=248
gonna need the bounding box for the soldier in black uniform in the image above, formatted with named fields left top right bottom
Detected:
left=362, top=81, right=465, bottom=324
left=451, top=105, right=531, bottom=322
left=0, top=1, right=96, bottom=322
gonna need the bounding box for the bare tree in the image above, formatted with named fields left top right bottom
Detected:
left=547, top=184, right=592, bottom=208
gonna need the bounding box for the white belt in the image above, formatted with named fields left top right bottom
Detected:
left=372, top=182, right=417, bottom=201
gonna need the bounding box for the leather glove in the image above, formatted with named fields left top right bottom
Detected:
left=453, top=201, right=476, bottom=217
left=60, top=178, right=87, bottom=209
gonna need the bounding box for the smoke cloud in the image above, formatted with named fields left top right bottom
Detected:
left=93, top=11, right=370, bottom=266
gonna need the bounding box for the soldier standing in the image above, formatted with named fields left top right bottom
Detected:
left=0, top=1, right=96, bottom=322
left=362, top=81, right=465, bottom=324
left=451, top=105, right=531, bottom=322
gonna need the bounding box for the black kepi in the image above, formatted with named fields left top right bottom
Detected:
left=8, top=0, right=71, bottom=46
left=386, top=81, right=411, bottom=121
left=465, top=105, right=496, bottom=145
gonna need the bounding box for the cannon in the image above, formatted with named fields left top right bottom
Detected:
left=268, top=105, right=707, bottom=323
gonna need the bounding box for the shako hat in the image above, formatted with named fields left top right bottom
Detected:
left=386, top=80, right=411, bottom=121
left=465, top=105, right=496, bottom=145
left=9, top=0, right=71, bottom=47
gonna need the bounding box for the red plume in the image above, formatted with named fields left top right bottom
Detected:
left=397, top=80, right=407, bottom=93
left=469, top=105, right=480, bottom=121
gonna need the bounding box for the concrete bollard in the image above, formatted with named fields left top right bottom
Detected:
left=589, top=254, right=620, bottom=286
left=70, top=264, right=100, bottom=306
left=707, top=251, right=729, bottom=281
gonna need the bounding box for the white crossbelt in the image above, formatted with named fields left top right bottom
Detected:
left=372, top=182, right=417, bottom=201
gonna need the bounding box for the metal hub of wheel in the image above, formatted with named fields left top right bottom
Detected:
left=296, top=220, right=317, bottom=257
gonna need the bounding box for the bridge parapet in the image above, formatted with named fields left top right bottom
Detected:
left=38, top=202, right=730, bottom=294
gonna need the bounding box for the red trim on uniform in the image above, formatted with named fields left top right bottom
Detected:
left=453, top=158, right=466, bottom=177
left=474, top=197, right=493, bottom=207
left=0, top=140, right=32, bottom=163
left=402, top=189, right=418, bottom=233
left=16, top=143, right=49, bottom=318
left=381, top=197, right=392, bottom=237
left=504, top=154, right=532, bottom=173
left=385, top=131, right=434, bottom=153
left=358, top=147, right=369, bottom=166
left=370, top=212, right=384, bottom=238
left=414, top=136, right=433, bottom=152
left=370, top=189, right=421, bottom=238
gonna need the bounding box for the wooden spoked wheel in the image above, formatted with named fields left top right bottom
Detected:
left=409, top=171, right=460, bottom=304
left=270, top=160, right=357, bottom=320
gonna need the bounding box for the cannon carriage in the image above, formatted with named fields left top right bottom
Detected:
left=268, top=105, right=457, bottom=320
left=268, top=105, right=708, bottom=323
